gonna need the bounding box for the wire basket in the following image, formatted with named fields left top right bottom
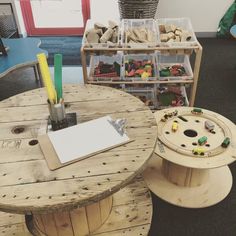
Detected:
left=118, top=0, right=159, bottom=19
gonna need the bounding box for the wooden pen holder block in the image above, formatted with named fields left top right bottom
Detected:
left=50, top=118, right=68, bottom=131
left=48, top=102, right=68, bottom=131
left=48, top=112, right=77, bottom=131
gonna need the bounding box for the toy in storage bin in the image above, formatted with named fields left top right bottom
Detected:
left=157, top=18, right=198, bottom=46
left=123, top=53, right=158, bottom=81
left=123, top=84, right=158, bottom=109
left=157, top=85, right=189, bottom=108
left=158, top=54, right=193, bottom=80
left=89, top=53, right=122, bottom=81
left=121, top=19, right=158, bottom=48
left=82, top=19, right=120, bottom=48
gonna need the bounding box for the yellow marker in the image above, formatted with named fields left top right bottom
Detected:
left=37, top=53, right=57, bottom=104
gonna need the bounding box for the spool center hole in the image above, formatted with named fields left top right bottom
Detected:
left=12, top=126, right=25, bottom=134
left=184, top=129, right=198, bottom=137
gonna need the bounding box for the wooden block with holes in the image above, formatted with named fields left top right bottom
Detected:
left=143, top=107, right=236, bottom=208
left=0, top=212, right=31, bottom=236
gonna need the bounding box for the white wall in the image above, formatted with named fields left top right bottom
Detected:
left=156, top=0, right=233, bottom=32
left=90, top=0, right=119, bottom=22
left=90, top=0, right=234, bottom=33
left=10, top=0, right=235, bottom=35
left=13, top=0, right=26, bottom=36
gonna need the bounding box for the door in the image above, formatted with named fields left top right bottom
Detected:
left=20, top=0, right=90, bottom=36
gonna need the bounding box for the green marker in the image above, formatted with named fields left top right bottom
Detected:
left=54, top=54, right=63, bottom=102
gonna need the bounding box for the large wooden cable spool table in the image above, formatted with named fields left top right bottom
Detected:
left=143, top=107, right=236, bottom=208
left=0, top=84, right=157, bottom=235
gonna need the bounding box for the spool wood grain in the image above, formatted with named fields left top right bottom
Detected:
left=26, top=177, right=152, bottom=236
left=143, top=107, right=236, bottom=208
left=0, top=84, right=157, bottom=214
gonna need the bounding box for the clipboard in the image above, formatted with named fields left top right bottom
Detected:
left=38, top=116, right=131, bottom=170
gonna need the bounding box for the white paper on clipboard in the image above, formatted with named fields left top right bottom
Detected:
left=47, top=115, right=130, bottom=164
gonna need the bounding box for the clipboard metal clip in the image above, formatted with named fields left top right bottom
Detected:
left=108, top=118, right=127, bottom=136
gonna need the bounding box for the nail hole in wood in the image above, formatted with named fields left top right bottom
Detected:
left=88, top=171, right=91, bottom=173
left=13, top=195, right=16, bottom=198
left=102, top=162, right=106, bottom=165
left=181, top=144, right=186, bottom=147
left=2, top=195, right=6, bottom=197
left=64, top=103, right=70, bottom=108
left=12, top=126, right=25, bottom=134
left=3, top=173, right=7, bottom=176
left=25, top=197, right=29, bottom=199
left=28, top=139, right=38, bottom=146
left=82, top=187, right=88, bottom=190
left=205, top=144, right=210, bottom=147
left=132, top=160, right=135, bottom=162
left=37, top=196, right=41, bottom=199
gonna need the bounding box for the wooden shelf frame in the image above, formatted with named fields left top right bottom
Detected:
left=81, top=42, right=203, bottom=107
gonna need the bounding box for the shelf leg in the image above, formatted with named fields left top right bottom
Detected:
left=189, top=44, right=203, bottom=106
left=81, top=47, right=88, bottom=84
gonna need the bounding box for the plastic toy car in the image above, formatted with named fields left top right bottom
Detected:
left=192, top=147, right=205, bottom=156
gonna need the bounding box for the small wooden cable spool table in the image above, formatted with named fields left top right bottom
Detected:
left=0, top=84, right=157, bottom=236
left=143, top=107, right=236, bottom=208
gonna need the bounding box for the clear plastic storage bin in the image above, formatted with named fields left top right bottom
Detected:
left=82, top=19, right=120, bottom=48
left=156, top=18, right=198, bottom=47
left=123, top=53, right=158, bottom=81
left=157, top=54, right=193, bottom=80
left=89, top=53, right=122, bottom=81
left=123, top=84, right=158, bottom=109
left=157, top=85, right=189, bottom=108
left=121, top=19, right=158, bottom=48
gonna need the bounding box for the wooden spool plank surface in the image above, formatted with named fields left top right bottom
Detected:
left=92, top=177, right=152, bottom=236
left=0, top=212, right=31, bottom=236
left=0, top=84, right=157, bottom=215
left=143, top=154, right=232, bottom=208
left=24, top=177, right=152, bottom=236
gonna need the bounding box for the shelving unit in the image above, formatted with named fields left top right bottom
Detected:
left=81, top=18, right=202, bottom=109
left=0, top=3, right=19, bottom=38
